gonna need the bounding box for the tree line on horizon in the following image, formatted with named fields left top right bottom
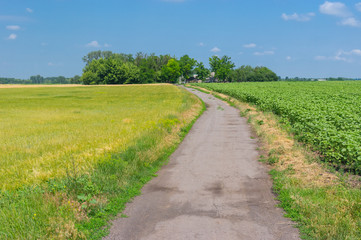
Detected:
left=81, top=51, right=209, bottom=85
left=0, top=75, right=81, bottom=85
left=0, top=51, right=279, bottom=84
left=80, top=50, right=279, bottom=85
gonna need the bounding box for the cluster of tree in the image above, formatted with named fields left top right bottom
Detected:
left=81, top=51, right=279, bottom=85
left=0, top=77, right=30, bottom=84
left=0, top=51, right=280, bottom=85
left=0, top=76, right=81, bottom=84
left=209, top=55, right=235, bottom=82
left=207, top=56, right=278, bottom=82
left=29, top=75, right=82, bottom=84
left=229, top=65, right=279, bottom=82
left=81, top=51, right=211, bottom=85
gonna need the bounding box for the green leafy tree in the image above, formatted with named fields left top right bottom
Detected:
left=179, top=55, right=197, bottom=80
left=137, top=55, right=160, bottom=83
left=80, top=51, right=278, bottom=85
left=112, top=53, right=134, bottom=63
left=230, top=65, right=254, bottom=82
left=230, top=65, right=278, bottom=82
left=82, top=58, right=140, bottom=85
left=82, top=51, right=113, bottom=65
left=101, top=58, right=123, bottom=84
left=134, top=52, right=147, bottom=67
left=81, top=71, right=99, bottom=85
left=194, top=62, right=210, bottom=81
left=122, top=62, right=141, bottom=84
left=70, top=75, right=82, bottom=84
left=209, top=55, right=235, bottom=82
left=160, top=59, right=181, bottom=83
left=30, top=75, right=44, bottom=84
left=249, top=66, right=278, bottom=82
left=81, top=58, right=104, bottom=84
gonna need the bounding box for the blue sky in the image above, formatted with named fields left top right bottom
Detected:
left=1, top=0, right=361, bottom=79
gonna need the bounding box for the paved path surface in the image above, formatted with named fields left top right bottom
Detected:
left=105, top=88, right=300, bottom=240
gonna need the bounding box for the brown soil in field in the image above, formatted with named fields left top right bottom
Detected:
left=105, top=87, right=300, bottom=240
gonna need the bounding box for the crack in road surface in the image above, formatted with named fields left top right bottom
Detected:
left=105, top=88, right=300, bottom=240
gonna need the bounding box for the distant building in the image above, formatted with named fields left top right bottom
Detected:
left=205, top=72, right=216, bottom=83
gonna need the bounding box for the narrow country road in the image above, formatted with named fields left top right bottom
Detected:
left=105, top=88, right=300, bottom=240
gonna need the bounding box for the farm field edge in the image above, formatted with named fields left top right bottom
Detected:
left=189, top=83, right=361, bottom=240
left=0, top=84, right=205, bottom=239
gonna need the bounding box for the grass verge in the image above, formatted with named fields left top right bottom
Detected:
left=189, top=84, right=361, bottom=240
left=0, top=85, right=205, bottom=239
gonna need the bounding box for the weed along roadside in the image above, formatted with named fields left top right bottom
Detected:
left=0, top=84, right=204, bottom=239
left=189, top=84, right=361, bottom=240
left=105, top=86, right=299, bottom=239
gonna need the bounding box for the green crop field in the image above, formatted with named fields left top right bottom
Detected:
left=192, top=81, right=361, bottom=240
left=0, top=84, right=203, bottom=239
left=194, top=81, right=361, bottom=174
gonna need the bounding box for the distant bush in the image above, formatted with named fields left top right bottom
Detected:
left=229, top=65, right=278, bottom=82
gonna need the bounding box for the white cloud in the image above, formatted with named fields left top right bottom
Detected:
left=286, top=56, right=292, bottom=61
left=86, top=41, right=110, bottom=47
left=254, top=51, right=274, bottom=56
left=333, top=51, right=348, bottom=61
left=314, top=49, right=361, bottom=62
left=86, top=40, right=100, bottom=47
left=340, top=49, right=361, bottom=57
left=320, top=1, right=351, bottom=17
left=319, top=2, right=361, bottom=27
left=281, top=12, right=315, bottom=22
left=243, top=43, right=256, bottom=48
left=315, top=54, right=347, bottom=62
left=339, top=17, right=361, bottom=27
left=6, top=25, right=20, bottom=30
left=199, top=42, right=205, bottom=47
left=26, top=8, right=33, bottom=13
left=210, top=47, right=221, bottom=53
left=8, top=34, right=17, bottom=40
left=350, top=49, right=361, bottom=55
left=356, top=3, right=361, bottom=12
left=48, top=62, right=55, bottom=66
left=239, top=52, right=244, bottom=55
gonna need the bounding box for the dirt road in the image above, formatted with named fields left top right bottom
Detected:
left=105, top=88, right=300, bottom=240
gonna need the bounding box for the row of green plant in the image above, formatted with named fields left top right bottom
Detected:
left=193, top=81, right=361, bottom=174
left=192, top=85, right=361, bottom=239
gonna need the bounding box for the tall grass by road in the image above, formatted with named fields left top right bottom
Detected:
left=0, top=84, right=203, bottom=239
left=0, top=85, right=184, bottom=190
